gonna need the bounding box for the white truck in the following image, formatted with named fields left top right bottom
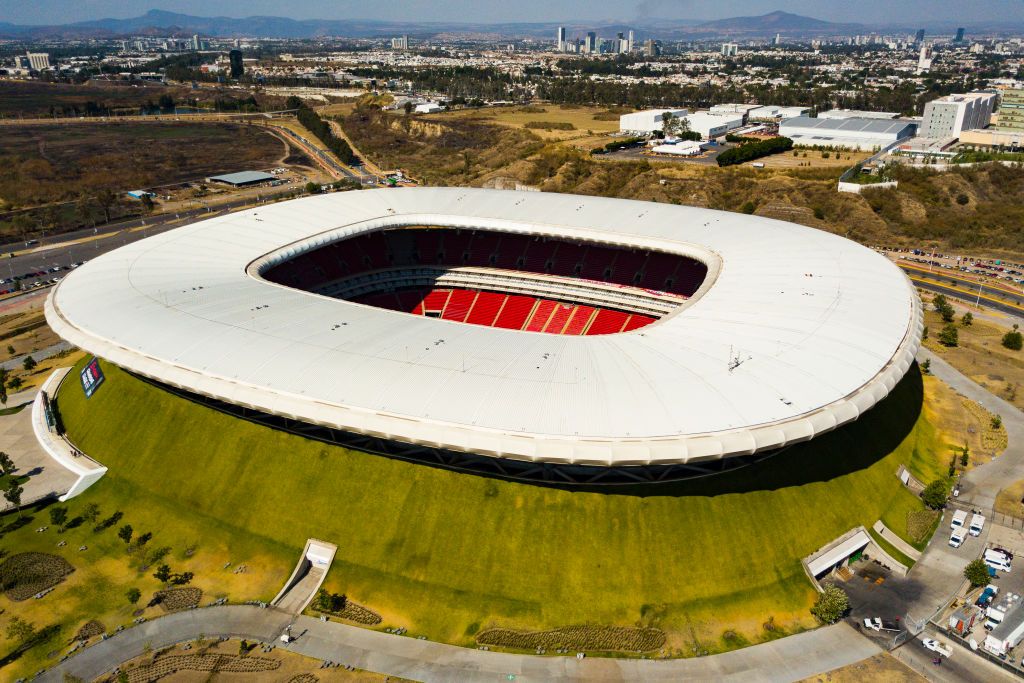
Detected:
left=949, top=528, right=966, bottom=548
left=922, top=637, right=953, bottom=657
left=951, top=509, right=968, bottom=530
left=969, top=513, right=986, bottom=537
left=985, top=550, right=1012, bottom=573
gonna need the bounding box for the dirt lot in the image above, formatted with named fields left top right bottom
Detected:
left=800, top=652, right=923, bottom=682
left=426, top=104, right=621, bottom=147
left=758, top=148, right=869, bottom=169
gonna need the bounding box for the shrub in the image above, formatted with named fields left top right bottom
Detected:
left=524, top=121, right=575, bottom=130
left=961, top=312, right=973, bottom=326
left=810, top=584, right=849, bottom=624
left=717, top=137, right=793, bottom=167
left=1003, top=325, right=1023, bottom=351
left=740, top=201, right=756, bottom=214
left=937, top=324, right=958, bottom=347
left=956, top=193, right=970, bottom=205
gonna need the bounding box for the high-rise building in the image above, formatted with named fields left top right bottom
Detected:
left=920, top=92, right=998, bottom=138
left=191, top=34, right=201, bottom=51
left=915, top=29, right=925, bottom=44
left=773, top=33, right=781, bottom=46
left=995, top=90, right=1024, bottom=132
left=720, top=42, right=738, bottom=57
left=557, top=26, right=566, bottom=52
left=228, top=49, right=244, bottom=79
left=954, top=27, right=965, bottom=43
left=585, top=32, right=597, bottom=54
left=391, top=35, right=409, bottom=50
left=643, top=39, right=660, bottom=57
left=627, top=30, right=635, bottom=52
left=26, top=52, right=50, bottom=70
left=917, top=45, right=933, bottom=74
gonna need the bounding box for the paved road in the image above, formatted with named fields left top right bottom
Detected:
left=40, top=606, right=881, bottom=683
left=911, top=276, right=1024, bottom=321
left=0, top=340, right=72, bottom=372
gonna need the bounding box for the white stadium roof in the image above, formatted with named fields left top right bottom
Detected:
left=46, top=188, right=922, bottom=467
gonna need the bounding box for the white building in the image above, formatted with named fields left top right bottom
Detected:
left=556, top=27, right=566, bottom=52
left=721, top=43, right=738, bottom=57
left=748, top=105, right=810, bottom=121
left=919, top=92, right=998, bottom=139
left=709, top=103, right=760, bottom=117
left=191, top=34, right=201, bottom=51
left=780, top=116, right=917, bottom=151
left=649, top=141, right=704, bottom=156
left=619, top=108, right=688, bottom=134
left=414, top=102, right=442, bottom=114
left=684, top=112, right=744, bottom=140
left=818, top=109, right=899, bottom=120
left=917, top=45, right=933, bottom=73
left=985, top=604, right=1024, bottom=656
left=391, top=35, right=409, bottom=50
left=26, top=52, right=50, bottom=70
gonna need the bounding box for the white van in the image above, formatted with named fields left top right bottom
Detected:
left=970, top=513, right=986, bottom=537
left=951, top=509, right=968, bottom=530
left=986, top=548, right=1012, bottom=563
left=949, top=529, right=966, bottom=548
left=986, top=556, right=1011, bottom=573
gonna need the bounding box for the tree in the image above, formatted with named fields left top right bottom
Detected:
left=403, top=100, right=414, bottom=116
left=0, top=367, right=8, bottom=405
left=170, top=571, right=194, bottom=585
left=3, top=482, right=22, bottom=508
left=305, top=181, right=320, bottom=194
left=810, top=584, right=849, bottom=624
left=921, top=358, right=931, bottom=375
left=118, top=524, right=133, bottom=545
left=992, top=414, right=1003, bottom=430
left=937, top=324, right=959, bottom=347
left=961, top=312, right=973, bottom=326
left=0, top=451, right=12, bottom=474
left=82, top=502, right=101, bottom=523
left=140, top=194, right=154, bottom=213
left=49, top=506, right=68, bottom=529
left=5, top=345, right=13, bottom=355
left=6, top=616, right=35, bottom=642
left=22, top=355, right=36, bottom=372
left=126, top=587, right=142, bottom=605
left=932, top=294, right=955, bottom=323
left=154, top=564, right=172, bottom=584
left=7, top=377, right=22, bottom=392
left=136, top=531, right=152, bottom=547
left=921, top=479, right=949, bottom=509
left=1003, top=324, right=1023, bottom=351
left=960, top=445, right=970, bottom=467
left=965, top=558, right=991, bottom=587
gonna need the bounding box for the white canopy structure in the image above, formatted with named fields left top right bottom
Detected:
left=46, top=188, right=921, bottom=467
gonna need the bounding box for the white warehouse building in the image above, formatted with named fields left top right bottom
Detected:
left=780, top=116, right=917, bottom=151
left=619, top=108, right=689, bottom=134
left=684, top=112, right=744, bottom=140
left=919, top=92, right=998, bottom=139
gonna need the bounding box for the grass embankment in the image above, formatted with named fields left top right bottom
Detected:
left=27, top=357, right=944, bottom=661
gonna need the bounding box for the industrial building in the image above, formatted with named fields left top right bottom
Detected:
left=684, top=112, right=744, bottom=140
left=780, top=116, right=917, bottom=151
left=619, top=108, right=688, bottom=134
left=919, top=92, right=997, bottom=139
left=207, top=171, right=277, bottom=187
left=747, top=105, right=810, bottom=121
left=818, top=109, right=899, bottom=120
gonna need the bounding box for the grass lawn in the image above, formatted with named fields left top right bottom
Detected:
left=0, top=357, right=944, bottom=675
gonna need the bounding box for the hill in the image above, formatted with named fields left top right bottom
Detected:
left=696, top=10, right=859, bottom=34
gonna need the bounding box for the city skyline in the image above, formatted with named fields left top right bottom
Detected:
left=1, top=0, right=1023, bottom=27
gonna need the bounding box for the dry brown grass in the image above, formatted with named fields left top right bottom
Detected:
left=800, top=652, right=924, bottom=682
left=922, top=306, right=1024, bottom=412
left=758, top=149, right=870, bottom=169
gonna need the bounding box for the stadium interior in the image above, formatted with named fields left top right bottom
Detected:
left=262, top=227, right=709, bottom=334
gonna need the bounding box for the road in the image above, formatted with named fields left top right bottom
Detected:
left=39, top=606, right=882, bottom=683
left=901, top=263, right=1024, bottom=320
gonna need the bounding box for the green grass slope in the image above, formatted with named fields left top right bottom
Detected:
left=54, top=359, right=937, bottom=651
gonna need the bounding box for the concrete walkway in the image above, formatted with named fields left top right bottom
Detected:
left=0, top=397, right=76, bottom=509
left=40, top=606, right=881, bottom=683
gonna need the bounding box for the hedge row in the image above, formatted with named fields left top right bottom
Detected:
left=717, top=136, right=793, bottom=167
left=297, top=107, right=356, bottom=165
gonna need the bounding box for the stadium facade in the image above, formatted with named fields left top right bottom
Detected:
left=46, top=189, right=922, bottom=481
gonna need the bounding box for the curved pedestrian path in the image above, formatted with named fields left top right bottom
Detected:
left=40, top=605, right=878, bottom=682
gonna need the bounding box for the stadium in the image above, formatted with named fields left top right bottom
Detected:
left=44, top=187, right=922, bottom=484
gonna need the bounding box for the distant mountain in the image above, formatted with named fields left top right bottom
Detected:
left=696, top=10, right=860, bottom=34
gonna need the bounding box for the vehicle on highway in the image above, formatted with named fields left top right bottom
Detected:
left=922, top=638, right=953, bottom=657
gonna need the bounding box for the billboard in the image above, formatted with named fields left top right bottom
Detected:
left=80, top=357, right=105, bottom=398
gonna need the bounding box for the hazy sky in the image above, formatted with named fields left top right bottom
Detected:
left=1, top=0, right=1022, bottom=25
